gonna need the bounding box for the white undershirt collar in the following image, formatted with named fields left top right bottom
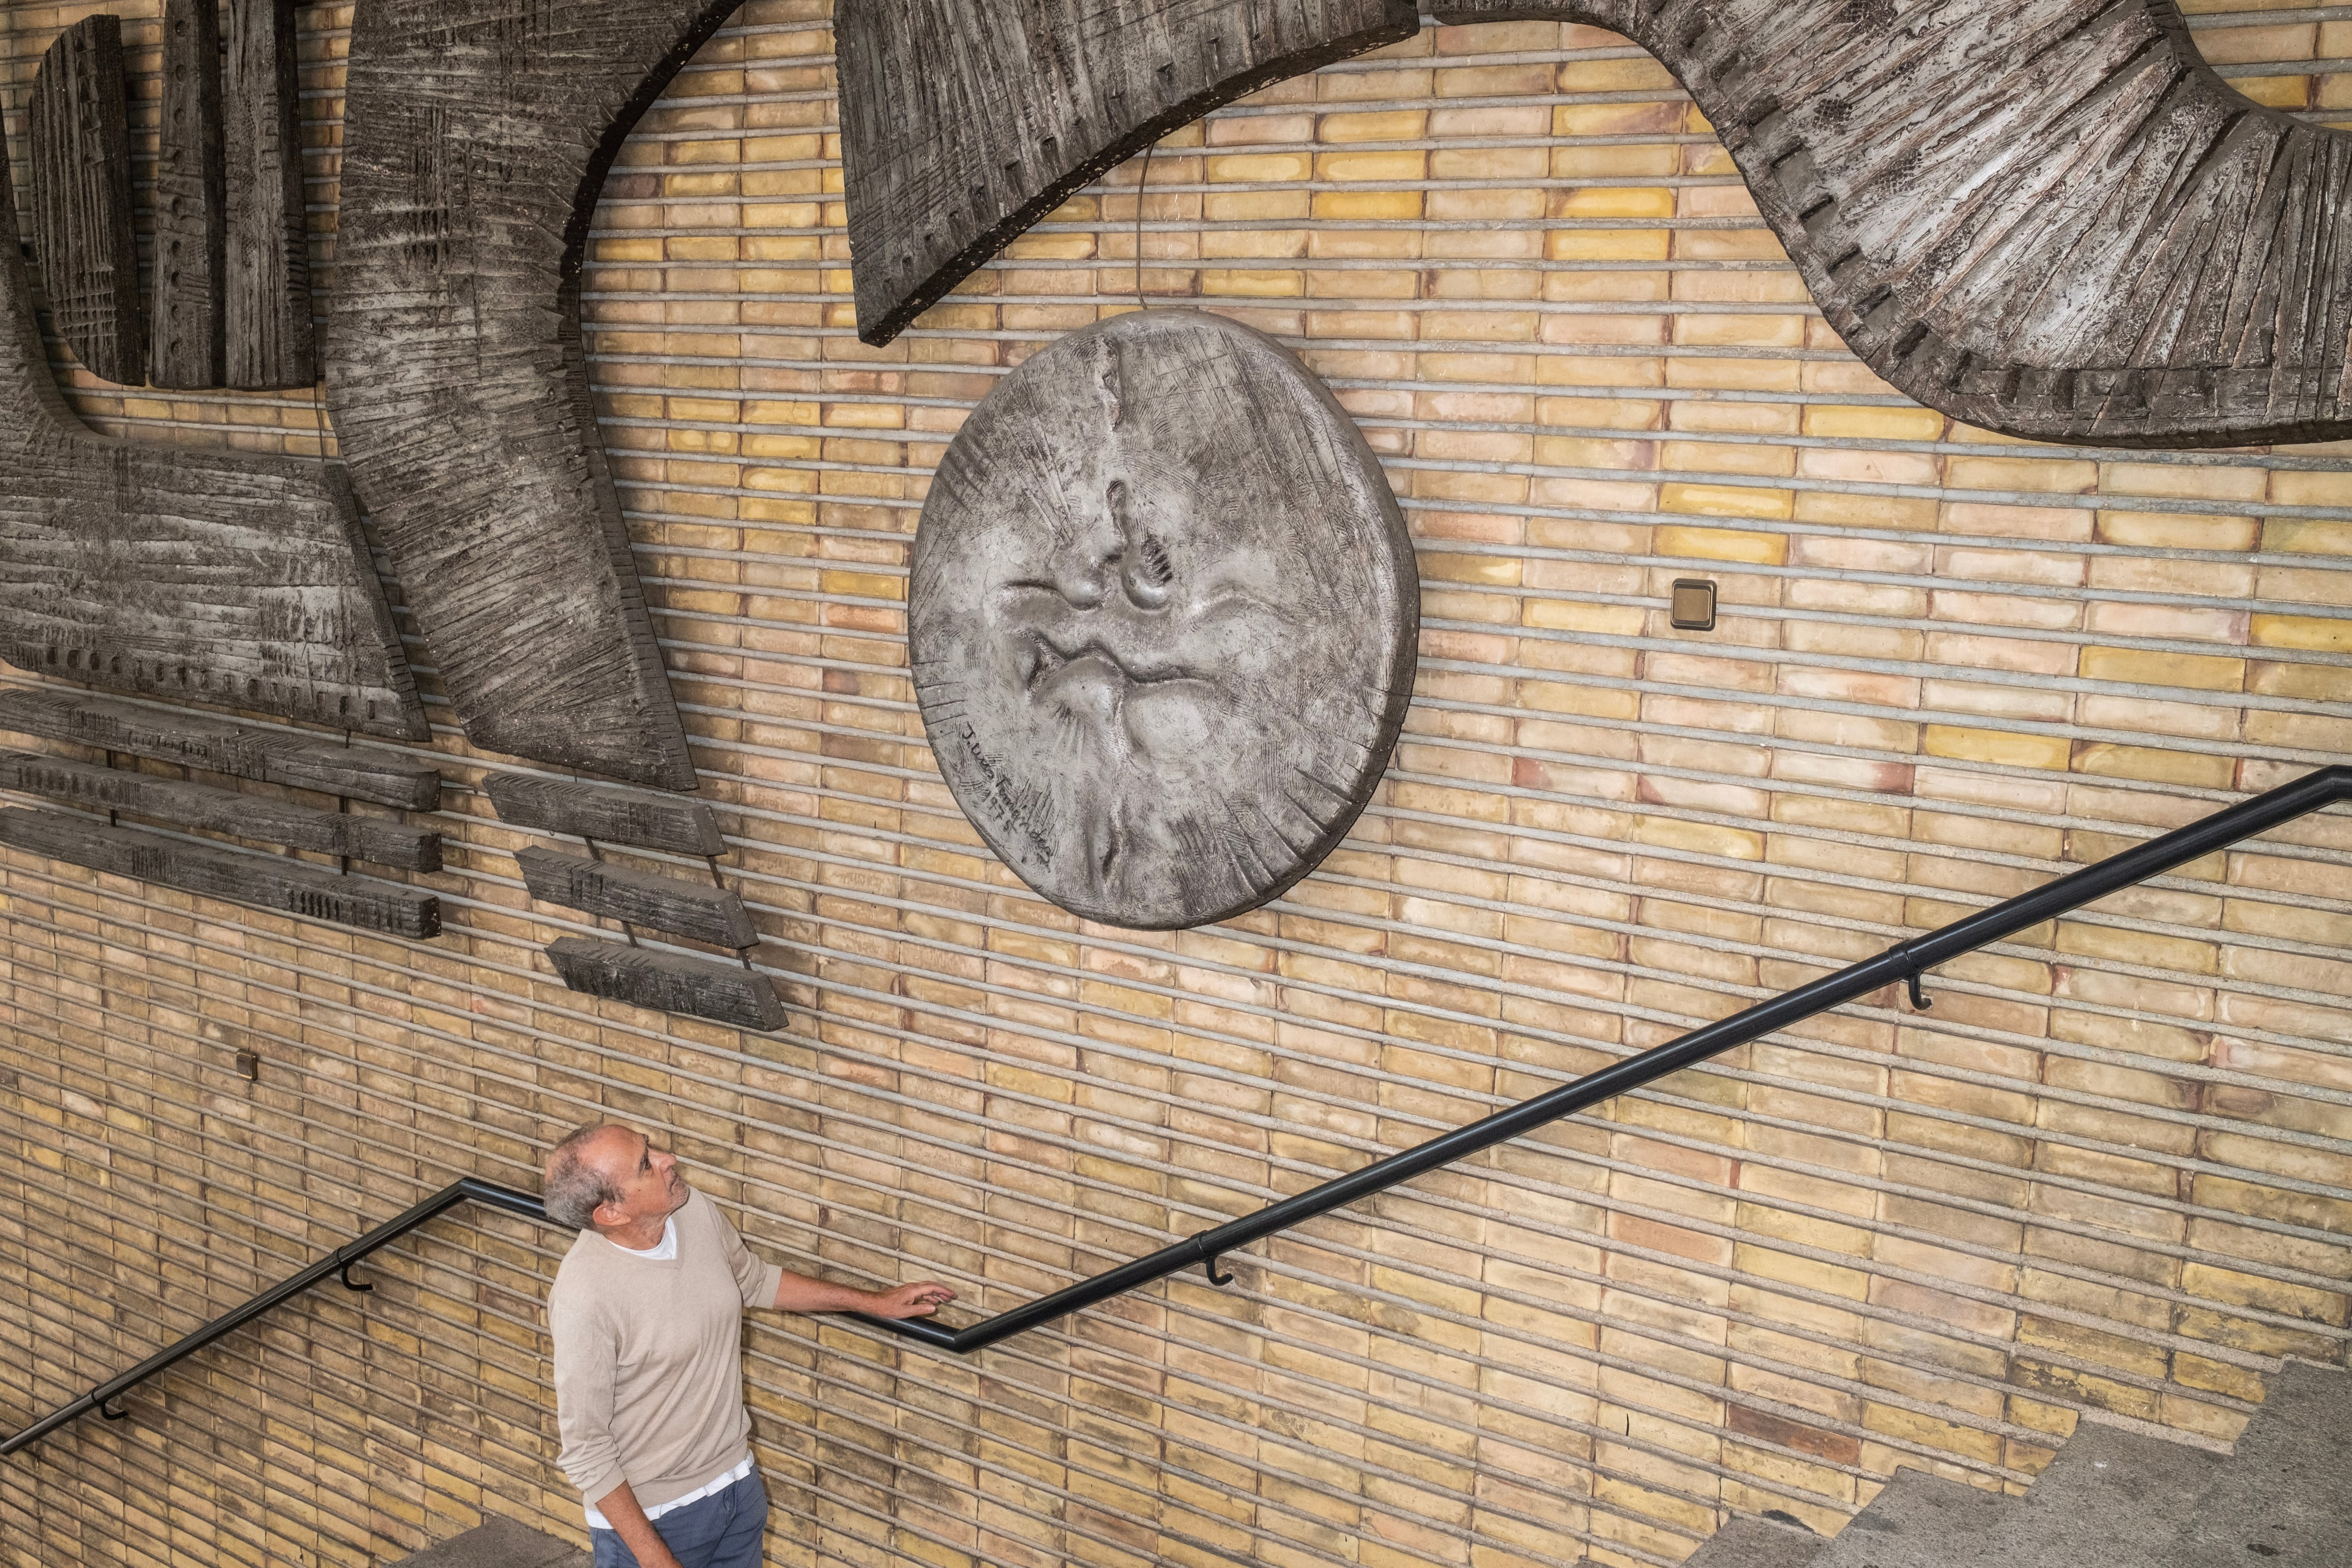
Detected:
left=605, top=1214, right=677, bottom=1261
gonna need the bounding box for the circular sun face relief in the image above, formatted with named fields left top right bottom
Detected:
left=910, top=309, right=1419, bottom=931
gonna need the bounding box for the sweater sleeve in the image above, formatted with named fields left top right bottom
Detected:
left=712, top=1200, right=786, bottom=1309
left=550, top=1283, right=629, bottom=1506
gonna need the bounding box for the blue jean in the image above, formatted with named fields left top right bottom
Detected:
left=590, top=1473, right=768, bottom=1568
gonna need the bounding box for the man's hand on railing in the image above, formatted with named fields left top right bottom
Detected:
left=862, top=1281, right=957, bottom=1320
left=770, top=1269, right=956, bottom=1319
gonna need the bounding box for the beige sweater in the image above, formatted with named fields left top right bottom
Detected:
left=549, top=1189, right=785, bottom=1510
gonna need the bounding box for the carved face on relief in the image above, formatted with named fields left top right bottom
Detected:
left=910, top=310, right=1418, bottom=930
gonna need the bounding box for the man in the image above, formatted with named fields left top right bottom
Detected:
left=543, top=1123, right=954, bottom=1568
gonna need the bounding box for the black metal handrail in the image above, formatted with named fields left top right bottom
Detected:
left=5, top=764, right=2346, bottom=1452
left=0, top=1176, right=548, bottom=1457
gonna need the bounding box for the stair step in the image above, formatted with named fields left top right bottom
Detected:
left=1805, top=1467, right=2009, bottom=1568
left=1684, top=1512, right=1824, bottom=1568
left=1969, top=1421, right=2223, bottom=1568
left=2165, top=1362, right=2352, bottom=1568
left=382, top=1516, right=586, bottom=1568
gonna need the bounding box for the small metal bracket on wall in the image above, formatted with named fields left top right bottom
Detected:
left=95, top=1392, right=128, bottom=1421
left=337, top=1261, right=373, bottom=1293
left=1204, top=1254, right=1233, bottom=1286
left=1905, top=970, right=1933, bottom=1011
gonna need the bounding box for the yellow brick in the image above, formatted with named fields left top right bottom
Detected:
left=1633, top=816, right=1765, bottom=860
left=1674, top=313, right=1805, bottom=348
left=2076, top=646, right=2245, bottom=692
left=1922, top=726, right=2072, bottom=771
left=1659, top=483, right=1793, bottom=522
left=1420, top=552, right=1521, bottom=586
left=1945, top=456, right=2099, bottom=493
left=1315, top=150, right=1427, bottom=182
left=2070, top=743, right=2236, bottom=790
left=1313, top=190, right=1425, bottom=221
left=1802, top=404, right=1946, bottom=440
left=1653, top=524, right=1788, bottom=564
left=1548, top=229, right=1673, bottom=261
left=2101, top=462, right=2267, bottom=502
left=2250, top=613, right=2352, bottom=653
left=1558, top=58, right=1677, bottom=93
left=1556, top=187, right=1676, bottom=218
left=2263, top=516, right=2352, bottom=554
left=2101, top=510, right=2259, bottom=551
left=1319, top=110, right=1426, bottom=143
left=1199, top=269, right=1305, bottom=297
left=820, top=569, right=905, bottom=601
left=1206, top=151, right=1311, bottom=182
left=2180, top=1263, right=2348, bottom=1326
left=1524, top=601, right=1646, bottom=635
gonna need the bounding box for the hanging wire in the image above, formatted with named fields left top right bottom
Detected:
left=1134, top=138, right=1156, bottom=310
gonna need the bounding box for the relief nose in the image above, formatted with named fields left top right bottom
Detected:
left=1054, top=480, right=1130, bottom=609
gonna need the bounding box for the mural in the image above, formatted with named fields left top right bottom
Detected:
left=222, top=0, right=314, bottom=389
left=5, top=0, right=2348, bottom=967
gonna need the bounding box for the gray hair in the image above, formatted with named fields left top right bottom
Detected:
left=543, top=1122, right=621, bottom=1231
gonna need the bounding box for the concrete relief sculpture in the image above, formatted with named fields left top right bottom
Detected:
left=843, top=0, right=2352, bottom=449
left=486, top=775, right=786, bottom=1031
left=836, top=0, right=1420, bottom=345
left=911, top=311, right=1418, bottom=930
left=328, top=0, right=741, bottom=791
left=28, top=17, right=142, bottom=387
left=0, top=119, right=426, bottom=738
left=151, top=0, right=227, bottom=389
left=223, top=0, right=317, bottom=390
left=4, top=0, right=713, bottom=789
left=0, top=689, right=445, bottom=941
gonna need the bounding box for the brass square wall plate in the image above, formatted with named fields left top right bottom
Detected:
left=1671, top=578, right=1717, bottom=632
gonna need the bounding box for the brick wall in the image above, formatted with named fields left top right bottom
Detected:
left=2, top=4, right=2350, bottom=1566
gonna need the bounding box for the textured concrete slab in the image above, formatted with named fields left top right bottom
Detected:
left=1808, top=1468, right=2011, bottom=1568
left=1684, top=1512, right=1825, bottom=1568
left=381, top=1516, right=586, bottom=1568
left=2167, top=1362, right=2352, bottom=1568
left=1966, top=1421, right=2223, bottom=1568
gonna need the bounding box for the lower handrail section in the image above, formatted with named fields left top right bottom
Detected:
left=0, top=1177, right=550, bottom=1457
left=3, top=765, right=2345, bottom=1451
